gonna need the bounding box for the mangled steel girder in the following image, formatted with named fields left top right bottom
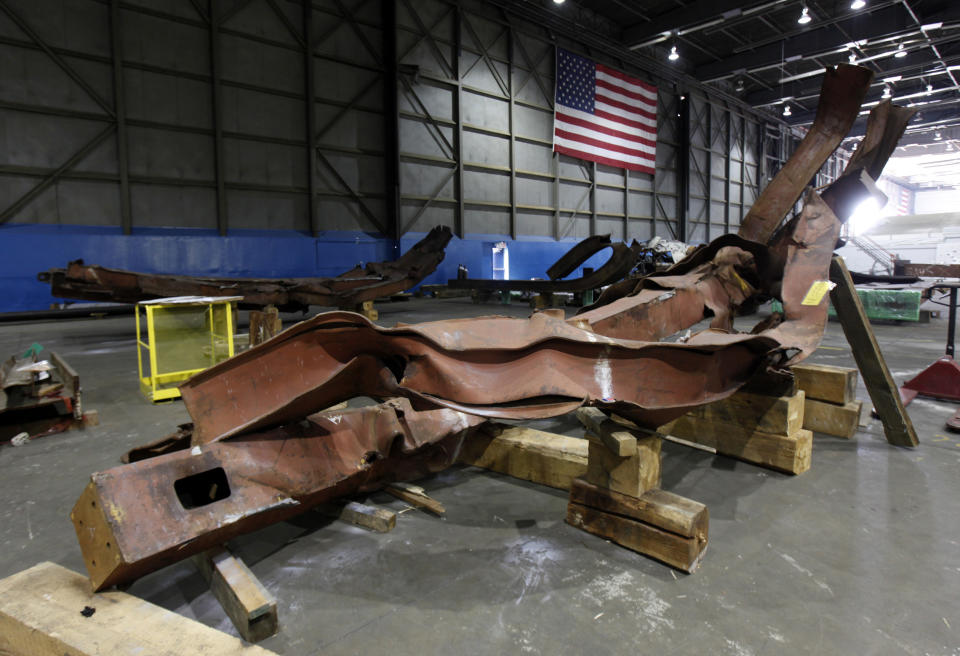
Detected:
left=738, top=65, right=873, bottom=243
left=180, top=191, right=845, bottom=446
left=572, top=101, right=914, bottom=343
left=39, top=226, right=452, bottom=312
left=447, top=234, right=642, bottom=293
left=72, top=398, right=483, bottom=591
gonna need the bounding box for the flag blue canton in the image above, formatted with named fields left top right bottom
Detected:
left=556, top=48, right=595, bottom=113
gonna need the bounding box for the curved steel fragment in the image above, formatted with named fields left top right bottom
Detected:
left=39, top=226, right=453, bottom=311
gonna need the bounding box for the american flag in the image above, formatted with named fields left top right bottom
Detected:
left=553, top=48, right=657, bottom=174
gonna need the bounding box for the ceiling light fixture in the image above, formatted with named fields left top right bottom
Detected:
left=895, top=43, right=907, bottom=58
left=850, top=0, right=865, bottom=8
left=882, top=85, right=892, bottom=99
left=668, top=44, right=679, bottom=61
left=927, top=83, right=934, bottom=95
left=797, top=6, right=812, bottom=24
left=735, top=78, right=745, bottom=92
left=848, top=53, right=857, bottom=64
left=783, top=104, right=792, bottom=117
left=934, top=131, right=942, bottom=141
left=552, top=0, right=564, bottom=4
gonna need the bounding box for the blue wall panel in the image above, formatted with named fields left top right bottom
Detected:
left=1, top=224, right=614, bottom=312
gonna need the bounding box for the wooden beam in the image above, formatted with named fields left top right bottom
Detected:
left=0, top=562, right=276, bottom=655
left=576, top=407, right=637, bottom=456
left=828, top=256, right=919, bottom=447
left=385, top=482, right=445, bottom=515
left=456, top=423, right=588, bottom=490
left=193, top=548, right=278, bottom=643
left=585, top=432, right=661, bottom=497
left=686, top=389, right=805, bottom=436
left=661, top=416, right=812, bottom=475
left=803, top=398, right=863, bottom=439
left=326, top=500, right=396, bottom=533
left=792, top=362, right=858, bottom=405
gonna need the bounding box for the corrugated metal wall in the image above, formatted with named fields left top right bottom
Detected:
left=0, top=0, right=789, bottom=245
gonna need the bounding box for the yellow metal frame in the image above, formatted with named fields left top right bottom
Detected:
left=136, top=298, right=237, bottom=403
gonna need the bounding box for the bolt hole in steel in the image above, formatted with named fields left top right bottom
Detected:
left=360, top=451, right=381, bottom=466
left=174, top=467, right=231, bottom=509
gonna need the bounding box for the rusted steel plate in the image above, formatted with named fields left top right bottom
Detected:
left=738, top=65, right=873, bottom=243
left=901, top=263, right=960, bottom=278
left=71, top=399, right=482, bottom=591
left=448, top=235, right=641, bottom=292
left=39, top=226, right=452, bottom=311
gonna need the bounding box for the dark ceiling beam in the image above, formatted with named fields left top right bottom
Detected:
left=789, top=98, right=960, bottom=134
left=745, top=50, right=960, bottom=106
left=695, top=5, right=921, bottom=81
left=621, top=0, right=771, bottom=48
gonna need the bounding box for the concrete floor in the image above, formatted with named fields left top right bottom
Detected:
left=1, top=298, right=958, bottom=655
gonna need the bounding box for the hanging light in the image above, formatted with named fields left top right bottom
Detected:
left=934, top=131, right=942, bottom=141
left=783, top=104, right=792, bottom=117
left=848, top=52, right=857, bottom=64
left=797, top=6, right=812, bottom=24
left=895, top=43, right=907, bottom=58
left=882, top=85, right=892, bottom=99
left=668, top=44, right=679, bottom=61
left=552, top=0, right=565, bottom=4
left=850, top=0, right=866, bottom=9
left=926, top=83, right=933, bottom=95
left=735, top=78, right=745, bottom=92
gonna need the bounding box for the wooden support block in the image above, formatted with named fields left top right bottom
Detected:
left=0, top=562, right=276, bottom=656
left=328, top=501, right=396, bottom=533
left=566, top=501, right=706, bottom=573
left=662, top=416, right=812, bottom=475
left=586, top=433, right=661, bottom=496
left=385, top=482, right=445, bottom=515
left=829, top=256, right=918, bottom=447
left=688, top=390, right=805, bottom=436
left=249, top=305, right=283, bottom=347
left=576, top=407, right=637, bottom=456
left=569, top=478, right=707, bottom=540
left=791, top=362, right=858, bottom=405
left=456, top=423, right=588, bottom=490
left=803, top=398, right=863, bottom=439
left=193, top=548, right=278, bottom=643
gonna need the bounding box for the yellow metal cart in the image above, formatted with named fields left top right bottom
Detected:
left=136, top=295, right=240, bottom=402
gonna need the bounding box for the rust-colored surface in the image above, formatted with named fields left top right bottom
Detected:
left=39, top=226, right=452, bottom=311
left=738, top=65, right=873, bottom=243
left=447, top=234, right=641, bottom=292
left=71, top=399, right=482, bottom=591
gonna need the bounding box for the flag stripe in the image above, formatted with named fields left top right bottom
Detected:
left=555, top=113, right=656, bottom=149
left=595, top=77, right=657, bottom=108
left=555, top=128, right=656, bottom=159
left=555, top=144, right=655, bottom=173
left=559, top=105, right=656, bottom=137
left=596, top=64, right=658, bottom=96
left=554, top=47, right=657, bottom=173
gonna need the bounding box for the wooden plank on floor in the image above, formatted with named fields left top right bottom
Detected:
left=193, top=548, right=278, bottom=643
left=0, top=562, right=277, bottom=656
left=829, top=256, right=919, bottom=447
left=385, top=482, right=445, bottom=515
left=327, top=501, right=397, bottom=533
left=456, top=423, right=588, bottom=490
left=803, top=398, right=863, bottom=439
left=792, top=362, right=858, bottom=405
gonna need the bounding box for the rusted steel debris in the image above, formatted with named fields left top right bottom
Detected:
left=73, top=65, right=913, bottom=591
left=447, top=233, right=642, bottom=293
left=72, top=399, right=483, bottom=590
left=40, top=226, right=452, bottom=312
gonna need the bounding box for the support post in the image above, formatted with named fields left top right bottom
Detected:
left=209, top=0, right=227, bottom=235
left=677, top=93, right=689, bottom=242
left=109, top=0, right=131, bottom=234
left=453, top=1, right=464, bottom=238
left=381, top=0, right=400, bottom=240
left=829, top=256, right=918, bottom=447
left=304, top=0, right=318, bottom=236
